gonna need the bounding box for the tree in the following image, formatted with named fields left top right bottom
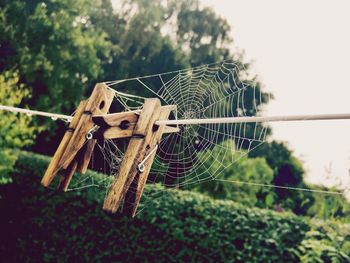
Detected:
left=0, top=70, right=37, bottom=183
left=0, top=0, right=112, bottom=112
left=249, top=141, right=315, bottom=214
left=92, top=0, right=191, bottom=81
left=176, top=1, right=232, bottom=65
left=307, top=185, right=350, bottom=222
left=0, top=0, right=113, bottom=154
left=189, top=140, right=274, bottom=207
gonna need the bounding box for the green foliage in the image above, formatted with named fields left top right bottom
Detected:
left=0, top=149, right=17, bottom=184
left=0, top=70, right=36, bottom=183
left=0, top=151, right=316, bottom=262
left=0, top=0, right=112, bottom=112
left=307, top=188, right=350, bottom=222
left=190, top=140, right=274, bottom=207
left=114, top=0, right=232, bottom=67
left=295, top=220, right=350, bottom=262
left=0, top=70, right=36, bottom=148
left=0, top=0, right=114, bottom=155
left=104, top=0, right=190, bottom=79
left=249, top=141, right=315, bottom=215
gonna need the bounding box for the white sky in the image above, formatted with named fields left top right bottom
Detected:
left=201, top=0, right=350, bottom=188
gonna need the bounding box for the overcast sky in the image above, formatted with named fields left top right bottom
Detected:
left=201, top=0, right=350, bottom=189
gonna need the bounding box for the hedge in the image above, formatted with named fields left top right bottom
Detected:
left=0, top=151, right=316, bottom=262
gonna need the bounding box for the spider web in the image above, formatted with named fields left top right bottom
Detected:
left=65, top=60, right=271, bottom=215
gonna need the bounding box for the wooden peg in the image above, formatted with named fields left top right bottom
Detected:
left=41, top=83, right=114, bottom=189
left=41, top=100, right=87, bottom=187
left=124, top=105, right=176, bottom=217
left=103, top=98, right=161, bottom=213
left=59, top=83, right=114, bottom=170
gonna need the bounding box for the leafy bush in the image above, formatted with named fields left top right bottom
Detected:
left=0, top=149, right=17, bottom=184
left=1, top=151, right=349, bottom=262
left=0, top=70, right=37, bottom=184
left=294, top=219, right=350, bottom=262
left=307, top=188, right=350, bottom=222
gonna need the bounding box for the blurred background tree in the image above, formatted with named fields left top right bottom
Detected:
left=0, top=0, right=111, bottom=112
left=0, top=0, right=112, bottom=154
left=307, top=185, right=350, bottom=221
left=0, top=70, right=37, bottom=183
left=249, top=141, right=315, bottom=215
left=191, top=140, right=274, bottom=207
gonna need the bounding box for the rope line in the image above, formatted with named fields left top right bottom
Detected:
left=156, top=113, right=350, bottom=125
left=0, top=105, right=72, bottom=122
left=2, top=104, right=350, bottom=126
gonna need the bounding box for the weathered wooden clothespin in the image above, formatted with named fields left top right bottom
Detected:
left=94, top=99, right=178, bottom=216
left=41, top=83, right=114, bottom=191
left=123, top=104, right=178, bottom=216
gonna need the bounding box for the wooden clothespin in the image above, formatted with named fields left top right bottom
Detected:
left=94, top=99, right=178, bottom=216
left=41, top=83, right=114, bottom=191
left=123, top=105, right=178, bottom=216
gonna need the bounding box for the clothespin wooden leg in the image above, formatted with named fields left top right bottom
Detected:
left=124, top=105, right=176, bottom=217
left=76, top=139, right=96, bottom=174
left=57, top=140, right=94, bottom=191
left=103, top=98, right=161, bottom=213
left=41, top=100, right=87, bottom=187
left=57, top=159, right=78, bottom=191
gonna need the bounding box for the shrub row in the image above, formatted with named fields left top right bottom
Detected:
left=0, top=151, right=330, bottom=262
